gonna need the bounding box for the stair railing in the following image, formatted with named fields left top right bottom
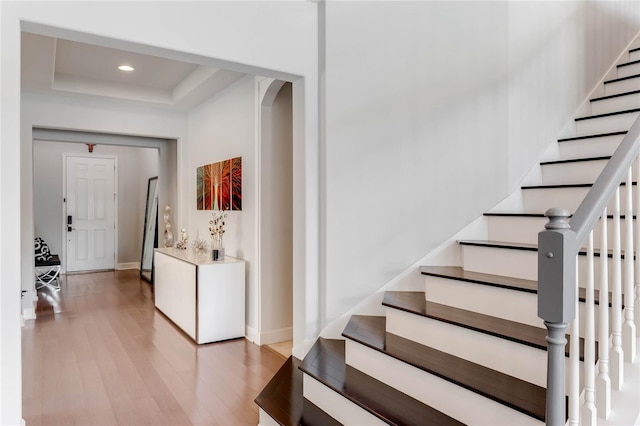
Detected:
left=539, top=114, right=640, bottom=426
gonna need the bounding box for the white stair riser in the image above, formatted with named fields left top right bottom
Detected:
left=302, top=374, right=386, bottom=426
left=522, top=186, right=632, bottom=213
left=618, top=63, right=640, bottom=79
left=591, top=94, right=640, bottom=116
left=385, top=308, right=565, bottom=388
left=487, top=215, right=635, bottom=248
left=605, top=78, right=640, bottom=97
left=541, top=159, right=613, bottom=184
left=423, top=276, right=607, bottom=337
left=258, top=409, right=280, bottom=426
left=616, top=61, right=640, bottom=78
left=630, top=50, right=640, bottom=62
left=575, top=112, right=640, bottom=136
left=557, top=135, right=623, bottom=159
left=461, top=243, right=629, bottom=283
left=344, top=340, right=543, bottom=426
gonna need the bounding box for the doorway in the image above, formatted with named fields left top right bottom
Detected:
left=259, top=80, right=294, bottom=353
left=33, top=139, right=161, bottom=276
left=64, top=155, right=116, bottom=272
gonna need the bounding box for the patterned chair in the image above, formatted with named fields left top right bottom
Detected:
left=34, top=237, right=61, bottom=291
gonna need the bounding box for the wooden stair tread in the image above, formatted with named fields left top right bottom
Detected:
left=575, top=107, right=640, bottom=121
left=483, top=212, right=636, bottom=219
left=420, top=265, right=537, bottom=292
left=458, top=239, right=634, bottom=262
left=522, top=181, right=636, bottom=189
left=299, top=338, right=463, bottom=426
left=604, top=73, right=640, bottom=84
left=382, top=291, right=596, bottom=360
left=617, top=59, right=640, bottom=68
left=557, top=130, right=627, bottom=142
left=254, top=356, right=341, bottom=426
left=591, top=89, right=640, bottom=102
left=420, top=265, right=610, bottom=306
left=342, top=315, right=550, bottom=422
left=540, top=155, right=611, bottom=166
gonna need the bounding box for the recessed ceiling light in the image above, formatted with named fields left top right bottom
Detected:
left=118, top=65, right=134, bottom=72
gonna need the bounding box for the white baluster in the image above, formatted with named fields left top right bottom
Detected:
left=582, top=231, right=597, bottom=425
left=597, top=206, right=611, bottom=418
left=611, top=188, right=624, bottom=390
left=624, top=166, right=636, bottom=362
left=569, top=262, right=580, bottom=426
left=636, top=155, right=640, bottom=338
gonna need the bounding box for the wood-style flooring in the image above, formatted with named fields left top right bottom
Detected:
left=22, top=270, right=285, bottom=426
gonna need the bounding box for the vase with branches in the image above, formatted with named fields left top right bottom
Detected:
left=209, top=210, right=228, bottom=260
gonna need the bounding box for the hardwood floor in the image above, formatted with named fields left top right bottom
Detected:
left=22, top=270, right=285, bottom=426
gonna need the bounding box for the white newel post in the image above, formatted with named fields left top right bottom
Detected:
left=538, top=208, right=576, bottom=426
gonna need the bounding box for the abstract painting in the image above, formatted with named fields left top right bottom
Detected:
left=197, top=156, right=242, bottom=211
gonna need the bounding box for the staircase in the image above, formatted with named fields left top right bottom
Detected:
left=255, top=40, right=640, bottom=425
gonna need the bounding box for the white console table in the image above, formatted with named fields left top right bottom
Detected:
left=154, top=248, right=245, bottom=344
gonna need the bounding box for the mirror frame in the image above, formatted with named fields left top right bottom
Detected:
left=140, top=176, right=159, bottom=283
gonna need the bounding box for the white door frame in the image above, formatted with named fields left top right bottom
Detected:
left=62, top=153, right=118, bottom=273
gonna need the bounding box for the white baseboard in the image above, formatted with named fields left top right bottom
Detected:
left=246, top=325, right=259, bottom=344
left=116, top=262, right=140, bottom=270
left=260, top=326, right=293, bottom=346
left=23, top=307, right=36, bottom=321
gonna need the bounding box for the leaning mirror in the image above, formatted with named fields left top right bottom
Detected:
left=140, top=177, right=159, bottom=283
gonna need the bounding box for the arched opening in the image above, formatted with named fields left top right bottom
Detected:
left=258, top=79, right=294, bottom=354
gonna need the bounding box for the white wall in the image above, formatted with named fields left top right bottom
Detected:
left=33, top=141, right=158, bottom=270
left=322, top=1, right=640, bottom=326
left=187, top=75, right=258, bottom=330
left=260, top=82, right=293, bottom=343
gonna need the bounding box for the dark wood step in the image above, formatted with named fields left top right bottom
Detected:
left=575, top=107, right=640, bottom=122
left=540, top=156, right=610, bottom=166
left=419, top=265, right=611, bottom=306
left=382, top=291, right=596, bottom=361
left=522, top=181, right=637, bottom=189
left=591, top=89, right=640, bottom=102
left=484, top=212, right=546, bottom=218
left=604, top=73, right=640, bottom=85
left=617, top=59, right=640, bottom=68
left=458, top=239, right=634, bottom=262
left=483, top=212, right=636, bottom=219
left=255, top=356, right=341, bottom=426
left=342, top=315, right=553, bottom=422
left=557, top=130, right=627, bottom=142
left=630, top=47, right=640, bottom=54
left=299, top=338, right=463, bottom=426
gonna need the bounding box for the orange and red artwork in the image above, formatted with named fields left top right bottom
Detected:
left=197, top=157, right=242, bottom=211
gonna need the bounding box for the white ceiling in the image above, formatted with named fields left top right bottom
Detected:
left=21, top=32, right=247, bottom=111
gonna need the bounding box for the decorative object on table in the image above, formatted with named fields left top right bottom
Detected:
left=191, top=238, right=208, bottom=254
left=176, top=228, right=189, bottom=250
left=209, top=210, right=228, bottom=261
left=197, top=156, right=242, bottom=211
left=163, top=205, right=174, bottom=248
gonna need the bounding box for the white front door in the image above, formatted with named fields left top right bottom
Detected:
left=65, top=156, right=116, bottom=272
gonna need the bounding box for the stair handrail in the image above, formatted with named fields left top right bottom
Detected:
left=538, top=113, right=640, bottom=426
